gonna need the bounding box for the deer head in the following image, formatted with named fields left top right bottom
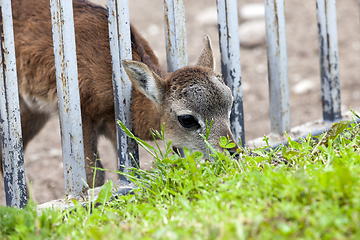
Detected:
left=122, top=36, right=239, bottom=157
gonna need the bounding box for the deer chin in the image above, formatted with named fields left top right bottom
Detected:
left=171, top=141, right=208, bottom=158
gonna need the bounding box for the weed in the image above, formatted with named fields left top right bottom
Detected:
left=1, top=116, right=360, bottom=239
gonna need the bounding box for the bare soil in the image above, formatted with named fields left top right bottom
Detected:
left=1, top=0, right=359, bottom=205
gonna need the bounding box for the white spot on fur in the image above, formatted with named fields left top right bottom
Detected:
left=145, top=75, right=159, bottom=103
left=21, top=94, right=58, bottom=114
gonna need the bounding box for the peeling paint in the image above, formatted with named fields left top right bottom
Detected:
left=217, top=0, right=244, bottom=146
left=107, top=0, right=139, bottom=182
left=316, top=0, right=341, bottom=122
left=1, top=0, right=27, bottom=208
left=49, top=0, right=87, bottom=199
left=264, top=0, right=290, bottom=135
left=163, top=0, right=187, bottom=72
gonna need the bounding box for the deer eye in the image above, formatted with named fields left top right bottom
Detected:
left=177, top=115, right=199, bottom=128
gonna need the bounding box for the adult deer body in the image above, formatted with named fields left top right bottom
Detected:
left=1, top=0, right=238, bottom=188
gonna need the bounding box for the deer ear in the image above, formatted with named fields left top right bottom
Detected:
left=196, top=35, right=215, bottom=71
left=122, top=60, right=165, bottom=104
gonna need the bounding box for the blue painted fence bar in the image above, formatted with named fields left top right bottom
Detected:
left=0, top=0, right=27, bottom=208
left=107, top=0, right=139, bottom=182
left=163, top=0, right=188, bottom=72
left=217, top=0, right=245, bottom=146
left=264, top=0, right=291, bottom=135
left=316, top=0, right=341, bottom=122
left=162, top=0, right=187, bottom=157
left=49, top=0, right=88, bottom=199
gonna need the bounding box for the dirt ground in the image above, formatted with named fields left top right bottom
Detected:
left=1, top=0, right=360, bottom=205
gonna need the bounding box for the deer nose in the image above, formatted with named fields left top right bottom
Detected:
left=226, top=140, right=240, bottom=158
left=228, top=149, right=240, bottom=158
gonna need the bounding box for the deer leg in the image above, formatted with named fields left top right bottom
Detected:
left=81, top=115, right=105, bottom=188
left=0, top=102, right=50, bottom=171
left=1, top=99, right=50, bottom=202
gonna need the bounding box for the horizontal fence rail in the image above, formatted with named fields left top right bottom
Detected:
left=0, top=0, right=27, bottom=208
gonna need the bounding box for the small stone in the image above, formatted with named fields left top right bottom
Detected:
left=292, top=80, right=316, bottom=95
left=255, top=64, right=267, bottom=74
left=239, top=3, right=265, bottom=21
left=49, top=148, right=61, bottom=157
left=239, top=20, right=266, bottom=48
left=195, top=6, right=218, bottom=26
left=352, top=91, right=360, bottom=99
left=29, top=154, right=41, bottom=162
left=242, top=81, right=250, bottom=92
left=147, top=24, right=161, bottom=36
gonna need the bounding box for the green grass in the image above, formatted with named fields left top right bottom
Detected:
left=1, top=114, right=360, bottom=239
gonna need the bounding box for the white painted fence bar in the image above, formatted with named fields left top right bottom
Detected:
left=107, top=0, right=139, bottom=181
left=0, top=0, right=27, bottom=208
left=163, top=0, right=188, bottom=71
left=316, top=0, right=341, bottom=122
left=162, top=0, right=187, bottom=157
left=264, top=0, right=291, bottom=135
left=49, top=0, right=87, bottom=199
left=217, top=0, right=245, bottom=146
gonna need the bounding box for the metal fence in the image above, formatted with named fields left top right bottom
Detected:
left=1, top=0, right=343, bottom=207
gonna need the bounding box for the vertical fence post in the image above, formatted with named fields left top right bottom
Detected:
left=0, top=0, right=27, bottom=208
left=49, top=0, right=87, bottom=199
left=107, top=0, right=139, bottom=182
left=163, top=0, right=188, bottom=72
left=163, top=0, right=187, bottom=156
left=217, top=0, right=245, bottom=146
left=264, top=0, right=291, bottom=135
left=316, top=0, right=341, bottom=122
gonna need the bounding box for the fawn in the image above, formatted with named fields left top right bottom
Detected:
left=0, top=0, right=239, bottom=188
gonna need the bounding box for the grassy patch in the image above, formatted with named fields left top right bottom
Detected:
left=1, top=118, right=360, bottom=239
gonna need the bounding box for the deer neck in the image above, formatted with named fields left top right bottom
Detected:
left=130, top=88, right=162, bottom=140
left=130, top=25, right=168, bottom=139
left=130, top=25, right=168, bottom=79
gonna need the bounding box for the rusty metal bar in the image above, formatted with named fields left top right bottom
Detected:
left=264, top=0, right=291, bottom=135
left=107, top=0, right=139, bottom=182
left=163, top=0, right=188, bottom=71
left=217, top=0, right=245, bottom=146
left=49, top=0, right=87, bottom=199
left=0, top=0, right=27, bottom=208
left=162, top=0, right=187, bottom=157
left=316, top=0, right=341, bottom=122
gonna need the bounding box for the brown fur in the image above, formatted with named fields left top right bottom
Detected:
left=1, top=0, right=238, bottom=189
